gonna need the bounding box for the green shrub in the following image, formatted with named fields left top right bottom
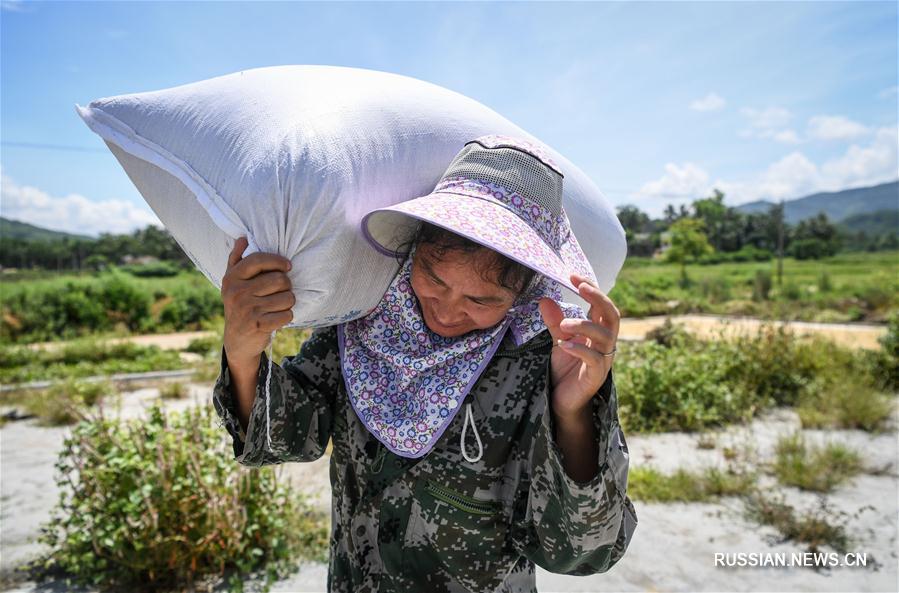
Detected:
left=771, top=432, right=863, bottom=492
left=185, top=335, right=221, bottom=356
left=121, top=261, right=181, bottom=278
left=615, top=337, right=751, bottom=432
left=797, top=380, right=894, bottom=432
left=27, top=379, right=115, bottom=426
left=159, top=285, right=223, bottom=329
left=0, top=339, right=186, bottom=384
left=868, top=311, right=899, bottom=392
left=752, top=270, right=772, bottom=301
left=698, top=276, right=732, bottom=303
left=159, top=381, right=188, bottom=400
left=99, top=272, right=152, bottom=331
left=744, top=491, right=853, bottom=554
left=628, top=465, right=755, bottom=502
left=33, top=404, right=328, bottom=592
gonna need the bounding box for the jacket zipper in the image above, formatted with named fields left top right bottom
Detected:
left=493, top=336, right=552, bottom=359
left=425, top=481, right=501, bottom=516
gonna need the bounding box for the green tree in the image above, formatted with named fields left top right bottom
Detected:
left=664, top=218, right=714, bottom=286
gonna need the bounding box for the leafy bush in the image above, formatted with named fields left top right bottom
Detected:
left=0, top=272, right=151, bottom=342
left=159, top=285, right=223, bottom=329
left=33, top=404, right=328, bottom=592
left=159, top=381, right=188, bottom=400
left=616, top=322, right=885, bottom=433
left=752, top=270, right=772, bottom=301
left=121, top=261, right=181, bottom=278
left=771, top=432, right=863, bottom=492
left=615, top=335, right=752, bottom=432
left=0, top=339, right=186, bottom=384
left=185, top=335, right=221, bottom=356
left=26, top=379, right=115, bottom=426
left=865, top=311, right=899, bottom=392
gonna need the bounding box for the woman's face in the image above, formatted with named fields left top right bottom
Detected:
left=410, top=243, right=519, bottom=338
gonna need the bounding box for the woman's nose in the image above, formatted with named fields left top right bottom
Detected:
left=433, top=302, right=466, bottom=326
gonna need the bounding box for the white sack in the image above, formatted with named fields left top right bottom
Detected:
left=75, top=65, right=626, bottom=326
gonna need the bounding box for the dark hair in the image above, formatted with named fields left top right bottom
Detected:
left=394, top=222, right=536, bottom=297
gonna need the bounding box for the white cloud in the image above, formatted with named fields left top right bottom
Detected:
left=877, top=85, right=898, bottom=100
left=0, top=0, right=29, bottom=12
left=819, top=126, right=899, bottom=187
left=740, top=106, right=792, bottom=131
left=771, top=129, right=801, bottom=144
left=628, top=126, right=898, bottom=217
left=806, top=115, right=870, bottom=141
left=738, top=106, right=799, bottom=143
left=689, top=93, right=726, bottom=112
left=0, top=167, right=160, bottom=237
left=638, top=162, right=711, bottom=199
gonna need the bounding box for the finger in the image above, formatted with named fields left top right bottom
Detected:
left=249, top=271, right=293, bottom=297
left=538, top=297, right=570, bottom=343
left=571, top=273, right=620, bottom=335
left=227, top=236, right=249, bottom=270
left=559, top=317, right=617, bottom=346
left=557, top=338, right=612, bottom=367
left=253, top=291, right=296, bottom=314
left=254, top=309, right=294, bottom=332
left=234, top=252, right=292, bottom=281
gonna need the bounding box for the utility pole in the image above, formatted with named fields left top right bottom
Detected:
left=776, top=199, right=784, bottom=287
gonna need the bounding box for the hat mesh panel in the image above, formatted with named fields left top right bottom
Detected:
left=440, top=145, right=562, bottom=219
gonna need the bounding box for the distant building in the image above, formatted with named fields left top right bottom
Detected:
left=654, top=231, right=672, bottom=259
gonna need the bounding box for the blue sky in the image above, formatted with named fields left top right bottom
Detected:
left=1, top=0, right=896, bottom=235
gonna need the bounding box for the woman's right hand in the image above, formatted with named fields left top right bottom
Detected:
left=221, top=237, right=296, bottom=370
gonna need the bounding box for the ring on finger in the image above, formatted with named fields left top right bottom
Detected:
left=598, top=346, right=617, bottom=357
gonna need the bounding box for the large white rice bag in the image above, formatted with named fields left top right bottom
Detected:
left=75, top=65, right=625, bottom=326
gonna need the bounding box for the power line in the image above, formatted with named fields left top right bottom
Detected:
left=0, top=141, right=721, bottom=199
left=1, top=141, right=107, bottom=153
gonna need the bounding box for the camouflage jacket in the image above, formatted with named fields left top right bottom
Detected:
left=212, top=324, right=637, bottom=593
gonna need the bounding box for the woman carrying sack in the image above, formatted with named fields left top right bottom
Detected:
left=213, top=135, right=638, bottom=592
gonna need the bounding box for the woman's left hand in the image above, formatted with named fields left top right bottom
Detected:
left=538, top=273, right=620, bottom=418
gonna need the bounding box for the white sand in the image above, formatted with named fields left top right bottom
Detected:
left=2, top=387, right=896, bottom=593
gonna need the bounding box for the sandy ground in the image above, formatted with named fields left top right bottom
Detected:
left=617, top=315, right=887, bottom=351
left=25, top=316, right=888, bottom=354
left=2, top=384, right=896, bottom=593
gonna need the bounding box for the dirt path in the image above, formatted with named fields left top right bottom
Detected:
left=619, top=314, right=887, bottom=350
left=29, top=330, right=216, bottom=352
left=25, top=316, right=888, bottom=354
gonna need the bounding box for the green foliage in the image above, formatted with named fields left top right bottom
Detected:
left=158, top=381, right=188, bottom=400
left=0, top=339, right=186, bottom=384
left=743, top=491, right=854, bottom=554
left=612, top=250, right=899, bottom=322
left=616, top=322, right=888, bottom=433
left=796, top=380, right=894, bottom=432
left=121, top=261, right=181, bottom=278
left=33, top=404, right=328, bottom=592
left=615, top=335, right=753, bottom=432
left=158, top=285, right=223, bottom=329
left=628, top=465, right=755, bottom=502
left=752, top=270, right=772, bottom=301
left=664, top=218, right=715, bottom=286
left=1, top=272, right=151, bottom=342
left=771, top=432, right=864, bottom=492
left=23, top=379, right=115, bottom=426
left=185, top=335, right=221, bottom=356
left=869, top=311, right=899, bottom=392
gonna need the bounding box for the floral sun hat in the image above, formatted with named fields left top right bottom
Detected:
left=337, top=135, right=599, bottom=460
left=361, top=134, right=598, bottom=296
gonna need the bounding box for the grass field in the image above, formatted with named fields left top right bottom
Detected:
left=611, top=250, right=899, bottom=322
